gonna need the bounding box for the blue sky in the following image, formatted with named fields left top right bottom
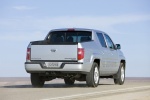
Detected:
left=0, top=0, right=150, bottom=77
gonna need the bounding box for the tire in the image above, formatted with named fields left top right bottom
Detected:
left=31, top=73, right=45, bottom=87
left=86, top=62, right=100, bottom=87
left=114, top=63, right=125, bottom=85
left=64, top=78, right=75, bottom=85
left=114, top=78, right=118, bottom=84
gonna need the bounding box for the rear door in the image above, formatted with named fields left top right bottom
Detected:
left=96, top=32, right=110, bottom=75
left=104, top=34, right=119, bottom=73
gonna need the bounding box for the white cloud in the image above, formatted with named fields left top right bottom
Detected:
left=0, top=14, right=150, bottom=41
left=1, top=14, right=150, bottom=29
left=0, top=32, right=45, bottom=41
left=13, top=6, right=36, bottom=10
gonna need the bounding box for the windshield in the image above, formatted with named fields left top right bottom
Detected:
left=46, top=31, right=92, bottom=43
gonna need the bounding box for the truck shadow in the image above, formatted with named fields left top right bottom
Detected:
left=1, top=83, right=114, bottom=88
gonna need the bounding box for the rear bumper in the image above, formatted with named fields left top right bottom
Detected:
left=25, top=61, right=92, bottom=73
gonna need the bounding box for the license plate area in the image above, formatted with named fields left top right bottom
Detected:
left=45, top=62, right=60, bottom=68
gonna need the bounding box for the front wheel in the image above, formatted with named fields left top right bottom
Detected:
left=31, top=73, right=45, bottom=87
left=86, top=62, right=100, bottom=87
left=114, top=63, right=125, bottom=85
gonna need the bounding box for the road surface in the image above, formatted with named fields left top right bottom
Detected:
left=0, top=77, right=150, bottom=100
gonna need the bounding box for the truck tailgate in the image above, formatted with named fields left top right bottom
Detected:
left=31, top=44, right=78, bottom=61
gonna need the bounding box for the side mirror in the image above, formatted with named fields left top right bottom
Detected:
left=116, top=44, right=121, bottom=49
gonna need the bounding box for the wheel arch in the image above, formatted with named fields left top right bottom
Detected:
left=120, top=60, right=126, bottom=69
left=93, top=59, right=100, bottom=69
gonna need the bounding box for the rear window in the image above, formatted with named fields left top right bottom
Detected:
left=46, top=31, right=92, bottom=43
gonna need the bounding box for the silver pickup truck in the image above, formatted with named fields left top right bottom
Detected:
left=25, top=28, right=126, bottom=87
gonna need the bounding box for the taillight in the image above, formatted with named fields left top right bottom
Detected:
left=78, top=48, right=84, bottom=60
left=26, top=48, right=31, bottom=60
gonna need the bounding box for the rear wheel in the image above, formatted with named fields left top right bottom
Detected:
left=114, top=79, right=118, bottom=84
left=31, top=73, right=45, bottom=87
left=86, top=62, right=100, bottom=87
left=114, top=63, right=125, bottom=85
left=64, top=78, right=75, bottom=85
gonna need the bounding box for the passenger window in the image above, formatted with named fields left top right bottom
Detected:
left=104, top=34, right=115, bottom=49
left=96, top=33, right=107, bottom=47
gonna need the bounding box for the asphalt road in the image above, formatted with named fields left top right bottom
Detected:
left=0, top=77, right=150, bottom=100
